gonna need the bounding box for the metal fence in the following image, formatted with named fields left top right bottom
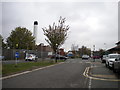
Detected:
left=2, top=49, right=49, bottom=60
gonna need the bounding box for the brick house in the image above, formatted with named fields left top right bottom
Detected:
left=37, top=43, right=53, bottom=52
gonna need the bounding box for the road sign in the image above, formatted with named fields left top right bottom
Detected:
left=15, top=52, right=19, bottom=58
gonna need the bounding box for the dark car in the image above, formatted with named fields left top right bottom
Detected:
left=51, top=54, right=68, bottom=60
left=92, top=56, right=100, bottom=59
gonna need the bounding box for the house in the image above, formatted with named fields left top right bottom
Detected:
left=59, top=48, right=65, bottom=56
left=108, top=41, right=120, bottom=54
left=37, top=43, right=53, bottom=52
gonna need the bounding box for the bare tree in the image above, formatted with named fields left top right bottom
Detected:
left=42, top=16, right=69, bottom=62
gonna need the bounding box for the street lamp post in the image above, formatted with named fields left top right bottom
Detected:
left=41, top=43, right=44, bottom=60
left=104, top=43, right=107, bottom=55
left=104, top=43, right=107, bottom=51
left=55, top=44, right=58, bottom=63
left=15, top=44, right=19, bottom=67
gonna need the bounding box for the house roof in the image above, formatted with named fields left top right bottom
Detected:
left=116, top=41, right=120, bottom=45
left=108, top=45, right=120, bottom=51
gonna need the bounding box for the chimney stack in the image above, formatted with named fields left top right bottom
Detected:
left=33, top=21, right=38, bottom=44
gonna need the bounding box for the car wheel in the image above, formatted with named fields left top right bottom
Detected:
left=108, top=63, right=112, bottom=70
left=102, top=60, right=103, bottom=63
left=113, top=67, right=117, bottom=73
left=113, top=64, right=117, bottom=73
left=113, top=69, right=117, bottom=73
left=111, top=64, right=114, bottom=69
left=107, top=63, right=110, bottom=69
left=105, top=63, right=108, bottom=67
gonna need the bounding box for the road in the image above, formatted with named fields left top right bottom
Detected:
left=2, top=58, right=120, bottom=88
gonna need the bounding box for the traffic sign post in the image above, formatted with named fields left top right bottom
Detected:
left=15, top=52, right=19, bottom=67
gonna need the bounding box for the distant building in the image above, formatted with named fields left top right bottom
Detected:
left=37, top=43, right=53, bottom=52
left=58, top=48, right=65, bottom=56
left=108, top=41, right=120, bottom=54
left=78, top=46, right=91, bottom=57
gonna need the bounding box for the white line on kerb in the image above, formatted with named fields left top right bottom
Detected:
left=88, top=78, right=92, bottom=89
left=88, top=64, right=92, bottom=89
left=88, top=66, right=92, bottom=89
left=1, top=62, right=64, bottom=80
left=83, top=66, right=120, bottom=81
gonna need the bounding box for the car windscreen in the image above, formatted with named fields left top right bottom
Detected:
left=26, top=54, right=34, bottom=57
left=103, top=55, right=107, bottom=58
left=83, top=55, right=87, bottom=56
left=26, top=54, right=31, bottom=57
left=109, top=55, right=120, bottom=58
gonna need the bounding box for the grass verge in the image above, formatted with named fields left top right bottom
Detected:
left=2, top=60, right=64, bottom=77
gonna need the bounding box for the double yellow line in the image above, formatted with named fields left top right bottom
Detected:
left=83, top=67, right=120, bottom=82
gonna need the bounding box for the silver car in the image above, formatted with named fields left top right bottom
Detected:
left=105, top=53, right=120, bottom=69
left=82, top=55, right=89, bottom=59
left=101, top=55, right=108, bottom=63
left=113, top=57, right=120, bottom=72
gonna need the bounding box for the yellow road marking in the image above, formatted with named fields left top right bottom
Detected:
left=91, top=74, right=116, bottom=78
left=83, top=67, right=120, bottom=81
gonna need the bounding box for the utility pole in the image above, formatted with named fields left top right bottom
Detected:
left=93, top=45, right=95, bottom=62
left=104, top=43, right=107, bottom=50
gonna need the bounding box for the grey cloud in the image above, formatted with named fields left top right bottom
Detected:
left=2, top=2, right=118, bottom=51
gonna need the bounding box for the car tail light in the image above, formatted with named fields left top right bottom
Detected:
left=29, top=56, right=32, bottom=58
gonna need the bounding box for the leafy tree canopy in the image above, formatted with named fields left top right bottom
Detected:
left=42, top=16, right=69, bottom=53
left=0, top=34, right=6, bottom=49
left=7, top=27, right=35, bottom=49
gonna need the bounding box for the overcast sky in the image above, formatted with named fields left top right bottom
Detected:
left=1, top=1, right=119, bottom=51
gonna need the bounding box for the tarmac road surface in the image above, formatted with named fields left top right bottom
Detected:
left=2, top=58, right=120, bottom=88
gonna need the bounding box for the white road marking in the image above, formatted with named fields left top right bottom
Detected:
left=2, top=71, right=31, bottom=80
left=83, top=66, right=120, bottom=81
left=1, top=62, right=64, bottom=80
left=88, top=78, right=92, bottom=89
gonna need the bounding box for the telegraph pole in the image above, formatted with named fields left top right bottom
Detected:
left=93, top=45, right=95, bottom=62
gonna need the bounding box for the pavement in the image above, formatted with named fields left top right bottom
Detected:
left=2, top=58, right=120, bottom=89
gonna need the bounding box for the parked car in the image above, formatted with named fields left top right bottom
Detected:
left=105, top=53, right=120, bottom=69
left=101, top=55, right=108, bottom=63
left=82, top=55, right=89, bottom=59
left=0, top=56, right=5, bottom=60
left=25, top=54, right=38, bottom=61
left=113, top=57, right=120, bottom=73
left=51, top=54, right=68, bottom=60
left=92, top=56, right=100, bottom=59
